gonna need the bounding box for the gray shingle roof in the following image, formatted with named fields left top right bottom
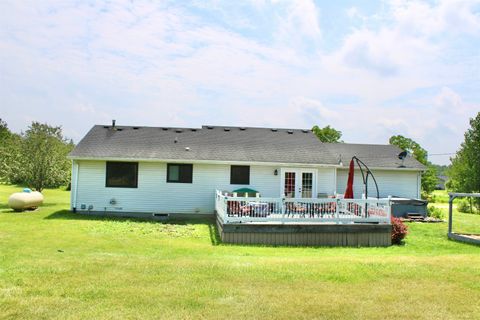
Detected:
left=69, top=125, right=424, bottom=170
left=323, top=142, right=425, bottom=170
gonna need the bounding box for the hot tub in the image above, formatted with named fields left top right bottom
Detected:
left=390, top=197, right=428, bottom=218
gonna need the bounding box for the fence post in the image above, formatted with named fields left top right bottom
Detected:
left=387, top=196, right=392, bottom=223
left=223, top=196, right=228, bottom=223
left=336, top=198, right=340, bottom=224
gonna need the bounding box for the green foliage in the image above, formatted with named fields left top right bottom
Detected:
left=0, top=119, right=23, bottom=183
left=389, top=135, right=438, bottom=197
left=421, top=165, right=439, bottom=196
left=0, top=118, right=9, bottom=140
left=427, top=206, right=444, bottom=219
left=429, top=190, right=450, bottom=203
left=312, top=125, right=342, bottom=143
left=389, top=135, right=428, bottom=165
left=448, top=112, right=480, bottom=211
left=0, top=119, right=74, bottom=191
left=456, top=198, right=478, bottom=214
left=21, top=122, right=74, bottom=192
left=432, top=164, right=449, bottom=177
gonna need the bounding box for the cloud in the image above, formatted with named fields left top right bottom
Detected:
left=0, top=0, right=478, bottom=165
left=391, top=0, right=480, bottom=36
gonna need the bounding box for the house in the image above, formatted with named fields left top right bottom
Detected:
left=68, top=122, right=424, bottom=246
left=436, top=175, right=448, bottom=190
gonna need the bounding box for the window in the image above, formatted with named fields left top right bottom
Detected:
left=230, top=165, right=250, bottom=185
left=167, top=164, right=193, bottom=183
left=106, top=162, right=138, bottom=188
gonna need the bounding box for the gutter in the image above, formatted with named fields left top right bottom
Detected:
left=68, top=156, right=423, bottom=171
left=68, top=156, right=341, bottom=168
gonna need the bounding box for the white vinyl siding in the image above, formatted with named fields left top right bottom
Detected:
left=73, top=160, right=337, bottom=214
left=336, top=169, right=420, bottom=199
left=317, top=167, right=336, bottom=196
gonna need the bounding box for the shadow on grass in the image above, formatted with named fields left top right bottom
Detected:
left=45, top=210, right=222, bottom=246
left=0, top=203, right=58, bottom=212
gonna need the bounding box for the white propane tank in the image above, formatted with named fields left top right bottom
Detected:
left=8, top=188, right=44, bottom=211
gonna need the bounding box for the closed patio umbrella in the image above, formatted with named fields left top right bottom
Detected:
left=344, top=158, right=354, bottom=199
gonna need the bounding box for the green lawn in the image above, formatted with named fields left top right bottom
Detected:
left=1, top=184, right=479, bottom=319
left=431, top=190, right=451, bottom=203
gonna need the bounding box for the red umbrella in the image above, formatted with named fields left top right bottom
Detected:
left=344, top=159, right=355, bottom=199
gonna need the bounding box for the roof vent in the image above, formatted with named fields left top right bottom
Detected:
left=175, top=129, right=183, bottom=133
left=103, top=126, right=109, bottom=129
left=271, top=128, right=278, bottom=132
left=133, top=127, right=140, bottom=130
left=174, top=137, right=178, bottom=143
left=239, top=127, right=246, bottom=131
left=185, top=147, right=190, bottom=151
left=206, top=126, right=214, bottom=129
left=287, top=130, right=293, bottom=134
left=302, top=129, right=309, bottom=133
left=161, top=127, right=169, bottom=131
left=116, top=128, right=123, bottom=131
left=224, top=128, right=230, bottom=132
left=190, top=129, right=197, bottom=132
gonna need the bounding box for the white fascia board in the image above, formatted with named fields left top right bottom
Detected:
left=67, top=156, right=341, bottom=168
left=336, top=166, right=423, bottom=172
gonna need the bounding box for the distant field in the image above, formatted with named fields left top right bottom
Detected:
left=431, top=190, right=451, bottom=203
left=1, top=184, right=479, bottom=319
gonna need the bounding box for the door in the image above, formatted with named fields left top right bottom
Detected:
left=281, top=169, right=316, bottom=198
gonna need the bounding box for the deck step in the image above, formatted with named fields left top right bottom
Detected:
left=406, top=213, right=425, bottom=220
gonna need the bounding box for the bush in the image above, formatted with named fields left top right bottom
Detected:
left=427, top=206, right=444, bottom=219
left=457, top=199, right=471, bottom=213
left=391, top=217, right=408, bottom=245
left=427, top=194, right=436, bottom=203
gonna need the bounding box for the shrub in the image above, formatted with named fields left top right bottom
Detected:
left=391, top=217, right=408, bottom=245
left=457, top=199, right=471, bottom=213
left=427, top=206, right=444, bottom=219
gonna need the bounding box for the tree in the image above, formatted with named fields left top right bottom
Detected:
left=389, top=135, right=428, bottom=164
left=312, top=125, right=342, bottom=143
left=448, top=112, right=480, bottom=210
left=0, top=118, right=10, bottom=141
left=389, top=135, right=438, bottom=197
left=21, top=122, right=74, bottom=192
left=0, top=119, right=22, bottom=183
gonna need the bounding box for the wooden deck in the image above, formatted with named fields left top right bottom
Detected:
left=216, top=216, right=392, bottom=247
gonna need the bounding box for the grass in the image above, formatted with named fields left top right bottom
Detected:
left=0, top=184, right=479, bottom=319
left=430, top=190, right=451, bottom=203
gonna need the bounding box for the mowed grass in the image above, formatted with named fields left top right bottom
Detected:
left=0, top=185, right=479, bottom=319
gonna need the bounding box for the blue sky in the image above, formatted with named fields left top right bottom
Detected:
left=1, top=0, right=479, bottom=165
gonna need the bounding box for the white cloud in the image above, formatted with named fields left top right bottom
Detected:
left=391, top=0, right=480, bottom=36
left=0, top=0, right=478, bottom=165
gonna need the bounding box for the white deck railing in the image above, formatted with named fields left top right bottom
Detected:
left=215, top=190, right=391, bottom=224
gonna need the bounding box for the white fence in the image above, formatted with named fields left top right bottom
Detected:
left=215, top=190, right=391, bottom=224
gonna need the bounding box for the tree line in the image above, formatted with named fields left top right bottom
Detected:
left=0, top=119, right=74, bottom=192
left=312, top=113, right=480, bottom=208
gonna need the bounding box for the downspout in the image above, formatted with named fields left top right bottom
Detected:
left=417, top=172, right=421, bottom=199
left=72, top=160, right=79, bottom=212
left=333, top=168, right=337, bottom=196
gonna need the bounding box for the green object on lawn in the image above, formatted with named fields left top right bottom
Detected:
left=232, top=188, right=259, bottom=197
